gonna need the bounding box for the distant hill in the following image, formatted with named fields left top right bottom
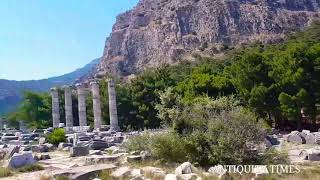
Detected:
left=0, top=58, right=100, bottom=114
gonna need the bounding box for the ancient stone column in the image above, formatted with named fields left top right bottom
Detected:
left=107, top=79, right=120, bottom=131
left=90, top=81, right=102, bottom=130
left=50, top=87, right=60, bottom=128
left=76, top=83, right=87, bottom=127
left=64, top=86, right=73, bottom=128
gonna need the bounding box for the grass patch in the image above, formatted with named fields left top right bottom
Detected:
left=0, top=167, right=13, bottom=177
left=98, top=170, right=112, bottom=180
left=17, top=164, right=44, bottom=173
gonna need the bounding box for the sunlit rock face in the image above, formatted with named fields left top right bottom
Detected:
left=96, top=0, right=320, bottom=77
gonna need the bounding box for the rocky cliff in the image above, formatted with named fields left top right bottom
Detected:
left=96, top=0, right=320, bottom=77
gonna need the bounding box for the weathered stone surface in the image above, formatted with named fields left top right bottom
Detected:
left=70, top=146, right=90, bottom=157
left=306, top=133, right=316, bottom=145
left=175, top=162, right=194, bottom=175
left=64, top=86, right=74, bottom=127
left=111, top=167, right=131, bottom=178
left=76, top=83, right=87, bottom=127
left=8, top=152, right=36, bottom=169
left=5, top=145, right=20, bottom=159
left=307, top=148, right=320, bottom=161
left=91, top=81, right=102, bottom=130
left=39, top=137, right=46, bottom=145
left=40, top=153, right=51, bottom=160
left=89, top=150, right=103, bottom=155
left=178, top=173, right=200, bottom=180
left=58, top=142, right=73, bottom=150
left=90, top=140, right=109, bottom=150
left=108, top=79, right=120, bottom=132
left=127, top=155, right=142, bottom=163
left=288, top=149, right=308, bottom=161
left=165, top=174, right=178, bottom=180
left=85, top=154, right=126, bottom=165
left=287, top=131, right=305, bottom=144
left=95, top=0, right=320, bottom=78
left=51, top=87, right=60, bottom=128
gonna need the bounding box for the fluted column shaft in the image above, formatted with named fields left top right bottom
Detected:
left=64, top=86, right=73, bottom=127
left=91, top=81, right=102, bottom=130
left=76, top=84, right=87, bottom=127
left=108, top=79, right=119, bottom=131
left=51, top=88, right=60, bottom=128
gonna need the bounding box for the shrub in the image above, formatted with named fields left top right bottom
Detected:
left=150, top=132, right=188, bottom=163
left=122, top=133, right=153, bottom=152
left=98, top=170, right=112, bottom=180
left=126, top=96, right=288, bottom=167
left=0, top=167, right=12, bottom=177
left=47, top=128, right=66, bottom=146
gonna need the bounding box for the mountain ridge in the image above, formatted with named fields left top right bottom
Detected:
left=95, top=0, right=320, bottom=78
left=0, top=58, right=100, bottom=114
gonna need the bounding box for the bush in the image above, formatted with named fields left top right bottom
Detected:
left=0, top=167, right=12, bottom=177
left=47, top=128, right=66, bottom=146
left=125, top=96, right=288, bottom=167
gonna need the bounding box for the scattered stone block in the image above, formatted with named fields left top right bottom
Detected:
left=111, top=167, right=131, bottom=178
left=90, top=140, right=109, bottom=150
left=112, top=149, right=127, bottom=155
left=165, top=174, right=178, bottom=180
left=85, top=154, right=125, bottom=165
left=301, top=130, right=311, bottom=139
left=175, top=162, right=195, bottom=175
left=208, top=165, right=227, bottom=178
left=39, top=137, right=46, bottom=145
left=58, top=142, right=73, bottom=150
left=38, top=144, right=49, bottom=152
left=8, top=152, right=35, bottom=169
left=287, top=131, right=305, bottom=144
left=151, top=170, right=166, bottom=179
left=288, top=149, right=308, bottom=161
left=5, top=145, right=20, bottom=159
left=127, top=155, right=142, bottom=163
left=306, top=133, right=316, bottom=145
left=307, top=149, right=320, bottom=161
left=131, top=169, right=142, bottom=177
left=140, top=151, right=151, bottom=160
left=178, top=173, right=200, bottom=180
left=70, top=146, right=90, bottom=157
left=130, top=151, right=140, bottom=155
left=40, top=153, right=51, bottom=160
left=63, top=147, right=71, bottom=151
left=90, top=150, right=103, bottom=155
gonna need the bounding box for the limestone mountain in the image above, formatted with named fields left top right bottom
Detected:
left=0, top=58, right=100, bottom=114
left=96, top=0, right=320, bottom=77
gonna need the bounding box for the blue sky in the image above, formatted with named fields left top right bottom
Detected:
left=0, top=0, right=138, bottom=80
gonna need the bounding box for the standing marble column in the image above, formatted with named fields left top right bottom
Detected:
left=76, top=83, right=87, bottom=127
left=107, top=79, right=119, bottom=131
left=91, top=81, right=102, bottom=130
left=51, top=87, right=60, bottom=128
left=64, top=86, right=73, bottom=128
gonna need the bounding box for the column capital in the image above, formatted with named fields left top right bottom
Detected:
left=63, top=85, right=72, bottom=90
left=90, top=80, right=99, bottom=86
left=50, top=87, right=58, bottom=92
left=75, top=83, right=85, bottom=89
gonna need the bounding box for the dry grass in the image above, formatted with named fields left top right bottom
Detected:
left=0, top=167, right=12, bottom=178
left=39, top=174, right=53, bottom=180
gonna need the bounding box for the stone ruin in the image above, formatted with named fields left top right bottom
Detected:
left=50, top=78, right=120, bottom=132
